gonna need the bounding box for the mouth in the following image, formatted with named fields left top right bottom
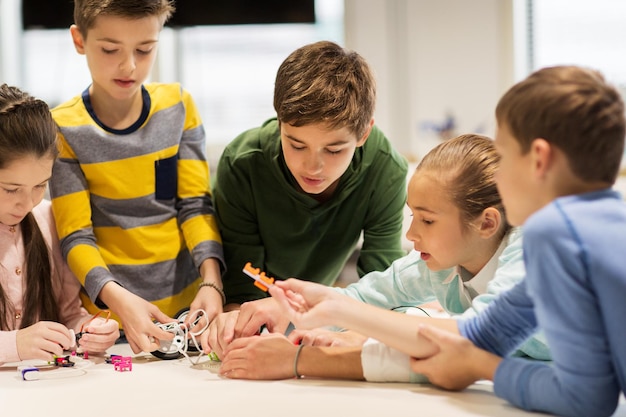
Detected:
left=301, top=176, right=324, bottom=187
left=9, top=214, right=25, bottom=223
left=420, top=252, right=431, bottom=261
left=114, top=79, right=135, bottom=88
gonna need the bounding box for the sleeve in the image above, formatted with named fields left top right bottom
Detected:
left=177, top=89, right=225, bottom=271
left=213, top=145, right=267, bottom=304
left=49, top=133, right=115, bottom=304
left=0, top=331, right=19, bottom=364
left=360, top=308, right=432, bottom=383
left=336, top=251, right=438, bottom=310
left=38, top=201, right=89, bottom=331
left=459, top=280, right=537, bottom=357
left=489, top=218, right=621, bottom=417
left=357, top=145, right=408, bottom=276
left=460, top=230, right=551, bottom=360
left=361, top=338, right=412, bottom=382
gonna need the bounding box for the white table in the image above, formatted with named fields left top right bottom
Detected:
left=1, top=344, right=624, bottom=416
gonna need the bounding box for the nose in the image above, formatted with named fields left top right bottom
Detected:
left=16, top=192, right=36, bottom=213
left=405, top=217, right=419, bottom=245
left=119, top=52, right=136, bottom=73
left=305, top=151, right=323, bottom=174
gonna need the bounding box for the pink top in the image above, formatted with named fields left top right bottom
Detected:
left=0, top=200, right=87, bottom=363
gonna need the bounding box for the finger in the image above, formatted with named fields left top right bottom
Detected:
left=284, top=290, right=307, bottom=311
left=237, top=315, right=267, bottom=338
left=190, top=313, right=209, bottom=334
left=222, top=336, right=252, bottom=356
left=41, top=339, right=65, bottom=358
left=43, top=324, right=73, bottom=350
left=219, top=355, right=247, bottom=377
left=199, top=330, right=211, bottom=354
left=207, top=324, right=223, bottom=357
left=311, top=335, right=332, bottom=347
left=151, top=309, right=175, bottom=326
left=219, top=315, right=236, bottom=345
left=128, top=338, right=142, bottom=354
left=286, top=331, right=303, bottom=344
left=273, top=278, right=303, bottom=292
left=269, top=286, right=296, bottom=317
left=417, top=324, right=445, bottom=347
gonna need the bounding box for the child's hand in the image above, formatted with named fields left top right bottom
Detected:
left=188, top=286, right=224, bottom=331
left=235, top=297, right=291, bottom=338
left=16, top=321, right=73, bottom=362
left=269, top=278, right=346, bottom=330
left=107, top=290, right=175, bottom=354
left=77, top=317, right=120, bottom=353
left=288, top=328, right=367, bottom=347
left=201, top=310, right=239, bottom=359
left=220, top=333, right=298, bottom=380
left=409, top=324, right=501, bottom=391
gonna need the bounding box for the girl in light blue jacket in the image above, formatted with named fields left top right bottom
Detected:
left=219, top=134, right=549, bottom=382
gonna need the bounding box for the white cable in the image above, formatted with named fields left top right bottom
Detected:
left=18, top=356, right=91, bottom=381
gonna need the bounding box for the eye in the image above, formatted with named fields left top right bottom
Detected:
left=35, top=184, right=47, bottom=190
left=102, top=48, right=117, bottom=54
left=421, top=219, right=434, bottom=225
left=3, top=188, right=18, bottom=194
left=290, top=144, right=305, bottom=151
left=326, top=149, right=342, bottom=155
left=136, top=49, right=152, bottom=55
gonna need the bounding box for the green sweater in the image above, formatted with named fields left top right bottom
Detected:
left=214, top=118, right=408, bottom=304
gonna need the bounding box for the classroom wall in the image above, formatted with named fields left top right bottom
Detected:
left=1, top=0, right=518, bottom=162
left=344, top=0, right=516, bottom=160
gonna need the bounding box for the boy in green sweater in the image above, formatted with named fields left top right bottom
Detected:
left=207, top=41, right=407, bottom=351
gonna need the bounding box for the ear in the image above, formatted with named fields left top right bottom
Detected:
left=477, top=207, right=502, bottom=239
left=70, top=25, right=86, bottom=55
left=356, top=119, right=374, bottom=147
left=529, top=138, right=553, bottom=180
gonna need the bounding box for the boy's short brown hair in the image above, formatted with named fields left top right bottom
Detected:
left=273, top=41, right=376, bottom=139
left=74, top=0, right=175, bottom=36
left=496, top=66, right=625, bottom=184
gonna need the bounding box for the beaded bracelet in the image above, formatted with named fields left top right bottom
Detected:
left=293, top=344, right=305, bottom=379
left=198, top=282, right=226, bottom=305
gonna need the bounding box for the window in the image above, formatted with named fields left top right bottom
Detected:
left=531, top=0, right=626, bottom=86
left=18, top=0, right=343, bottom=159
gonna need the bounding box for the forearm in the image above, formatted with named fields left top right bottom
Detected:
left=200, top=258, right=223, bottom=285
left=297, top=346, right=364, bottom=380
left=471, top=347, right=500, bottom=381
left=333, top=298, right=459, bottom=358
left=98, top=281, right=129, bottom=315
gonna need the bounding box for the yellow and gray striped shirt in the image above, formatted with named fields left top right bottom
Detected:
left=50, top=83, right=224, bottom=322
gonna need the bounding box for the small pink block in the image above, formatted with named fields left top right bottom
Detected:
left=112, top=356, right=133, bottom=372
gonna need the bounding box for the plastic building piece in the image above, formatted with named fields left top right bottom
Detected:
left=151, top=308, right=207, bottom=361
left=51, top=355, right=75, bottom=367
left=105, top=354, right=121, bottom=364
left=19, top=367, right=40, bottom=381
left=75, top=310, right=111, bottom=347
left=111, top=356, right=132, bottom=372
left=242, top=262, right=275, bottom=292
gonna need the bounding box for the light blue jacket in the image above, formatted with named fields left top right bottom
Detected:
left=336, top=227, right=550, bottom=382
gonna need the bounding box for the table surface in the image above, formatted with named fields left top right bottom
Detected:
left=1, top=343, right=625, bottom=416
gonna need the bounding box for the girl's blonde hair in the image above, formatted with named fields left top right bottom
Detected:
left=416, top=134, right=510, bottom=238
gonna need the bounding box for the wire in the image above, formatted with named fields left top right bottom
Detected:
left=169, top=309, right=213, bottom=365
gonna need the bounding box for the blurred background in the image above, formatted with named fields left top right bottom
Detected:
left=2, top=0, right=626, bottom=168
left=2, top=0, right=625, bottom=284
